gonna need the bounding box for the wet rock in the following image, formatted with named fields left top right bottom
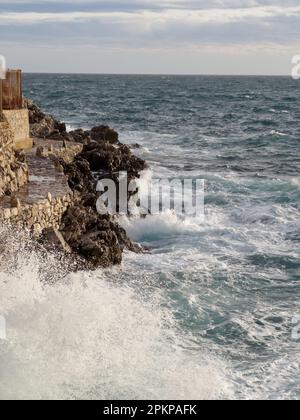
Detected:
left=21, top=98, right=148, bottom=268
left=131, top=143, right=142, bottom=149
left=60, top=205, right=143, bottom=268
left=60, top=206, right=120, bottom=267
left=41, top=227, right=72, bottom=254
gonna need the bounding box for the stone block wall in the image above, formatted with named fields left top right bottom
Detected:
left=2, top=109, right=33, bottom=150
left=0, top=191, right=78, bottom=237
left=0, top=121, right=29, bottom=197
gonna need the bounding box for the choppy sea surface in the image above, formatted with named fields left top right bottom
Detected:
left=1, top=75, right=300, bottom=400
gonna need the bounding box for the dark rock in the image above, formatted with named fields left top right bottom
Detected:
left=81, top=142, right=147, bottom=178
left=55, top=122, right=67, bottom=133
left=63, top=205, right=144, bottom=268
left=24, top=98, right=148, bottom=268
left=60, top=205, right=142, bottom=268
left=15, top=150, right=26, bottom=163
left=47, top=130, right=63, bottom=141
left=68, top=129, right=91, bottom=144
left=24, top=99, right=120, bottom=147
left=62, top=157, right=95, bottom=193
left=90, top=125, right=119, bottom=144
left=131, top=143, right=142, bottom=149
left=24, top=98, right=68, bottom=139
left=59, top=137, right=147, bottom=267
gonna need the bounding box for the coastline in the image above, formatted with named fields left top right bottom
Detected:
left=0, top=99, right=148, bottom=269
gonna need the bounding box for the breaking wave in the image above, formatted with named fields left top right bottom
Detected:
left=0, top=227, right=232, bottom=400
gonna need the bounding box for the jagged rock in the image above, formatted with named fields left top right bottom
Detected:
left=59, top=137, right=147, bottom=266
left=60, top=206, right=122, bottom=267
left=131, top=143, right=142, bottom=149
left=24, top=99, right=120, bottom=146
left=68, top=129, right=91, bottom=144
left=60, top=205, right=143, bottom=268
left=80, top=142, right=146, bottom=177
left=21, top=98, right=148, bottom=268
left=67, top=126, right=119, bottom=145
left=62, top=157, right=95, bottom=193
left=24, top=98, right=68, bottom=139
left=90, top=125, right=119, bottom=144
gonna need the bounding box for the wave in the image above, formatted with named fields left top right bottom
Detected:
left=270, top=130, right=288, bottom=137
left=120, top=212, right=202, bottom=242
left=0, top=227, right=232, bottom=400
left=66, top=123, right=77, bottom=133
left=289, top=177, right=300, bottom=188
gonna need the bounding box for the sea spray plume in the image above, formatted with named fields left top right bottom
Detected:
left=0, top=225, right=81, bottom=284
left=0, top=234, right=233, bottom=400
left=291, top=55, right=300, bottom=80
left=0, top=55, right=5, bottom=80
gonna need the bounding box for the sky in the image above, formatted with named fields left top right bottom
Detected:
left=0, top=0, right=299, bottom=75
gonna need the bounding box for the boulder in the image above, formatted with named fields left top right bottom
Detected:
left=24, top=98, right=68, bottom=139
left=80, top=142, right=146, bottom=178
left=68, top=129, right=91, bottom=144
left=60, top=206, right=125, bottom=267
left=90, top=125, right=119, bottom=144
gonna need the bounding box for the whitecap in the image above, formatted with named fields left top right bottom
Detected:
left=65, top=123, right=77, bottom=132
left=120, top=211, right=201, bottom=242
left=270, top=130, right=287, bottom=137
left=0, top=227, right=232, bottom=400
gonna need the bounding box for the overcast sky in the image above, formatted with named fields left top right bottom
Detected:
left=0, top=0, right=299, bottom=74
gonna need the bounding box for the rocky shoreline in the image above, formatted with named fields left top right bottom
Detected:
left=25, top=99, right=148, bottom=268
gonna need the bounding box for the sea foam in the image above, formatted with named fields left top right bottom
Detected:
left=0, top=227, right=232, bottom=400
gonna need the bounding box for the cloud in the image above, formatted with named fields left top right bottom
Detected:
left=0, top=5, right=300, bottom=26
left=0, top=0, right=300, bottom=12
left=0, top=1, right=299, bottom=74
left=0, top=4, right=300, bottom=47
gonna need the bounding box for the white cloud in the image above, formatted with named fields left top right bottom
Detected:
left=1, top=1, right=299, bottom=74
left=0, top=5, right=300, bottom=25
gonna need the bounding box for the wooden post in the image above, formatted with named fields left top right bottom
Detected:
left=1, top=70, right=22, bottom=110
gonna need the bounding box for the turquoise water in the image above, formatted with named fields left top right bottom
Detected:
left=2, top=74, right=299, bottom=399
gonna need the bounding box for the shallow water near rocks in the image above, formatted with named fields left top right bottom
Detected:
left=0, top=75, right=299, bottom=400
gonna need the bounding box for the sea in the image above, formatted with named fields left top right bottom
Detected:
left=0, top=74, right=299, bottom=400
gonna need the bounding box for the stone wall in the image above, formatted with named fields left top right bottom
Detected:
left=2, top=109, right=33, bottom=150
left=0, top=121, right=29, bottom=197
left=0, top=191, right=78, bottom=237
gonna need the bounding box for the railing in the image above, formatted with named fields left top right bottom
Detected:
left=0, top=69, right=23, bottom=121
